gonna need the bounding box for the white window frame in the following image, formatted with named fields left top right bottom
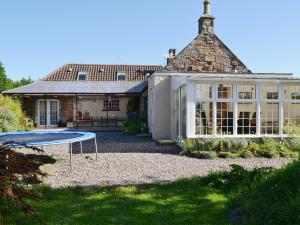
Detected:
left=117, top=72, right=127, bottom=81
left=37, top=99, right=60, bottom=127
left=77, top=72, right=87, bottom=81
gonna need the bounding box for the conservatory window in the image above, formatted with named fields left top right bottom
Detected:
left=261, top=103, right=279, bottom=135
left=196, top=84, right=212, bottom=100
left=217, top=84, right=232, bottom=99
left=283, top=103, right=300, bottom=134
left=261, top=85, right=279, bottom=100
left=195, top=102, right=213, bottom=135
left=216, top=102, right=233, bottom=135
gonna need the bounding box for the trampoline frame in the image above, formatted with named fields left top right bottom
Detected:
left=0, top=131, right=98, bottom=171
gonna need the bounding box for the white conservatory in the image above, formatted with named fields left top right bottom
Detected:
left=149, top=72, right=300, bottom=141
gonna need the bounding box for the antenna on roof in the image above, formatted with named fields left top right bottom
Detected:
left=117, top=57, right=122, bottom=65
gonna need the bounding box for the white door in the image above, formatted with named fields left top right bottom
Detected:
left=38, top=100, right=59, bottom=127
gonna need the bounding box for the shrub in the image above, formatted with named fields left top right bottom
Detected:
left=238, top=150, right=254, bottom=159
left=255, top=149, right=280, bottom=158
left=235, top=158, right=300, bottom=225
left=180, top=139, right=196, bottom=156
left=0, top=144, right=56, bottom=224
left=194, top=138, right=218, bottom=152
left=122, top=118, right=141, bottom=135
left=198, top=151, right=218, bottom=159
left=284, top=138, right=300, bottom=152
left=0, top=96, right=27, bottom=132
left=218, top=152, right=236, bottom=159
left=230, top=139, right=249, bottom=151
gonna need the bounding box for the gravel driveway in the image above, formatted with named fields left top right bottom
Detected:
left=42, top=132, right=292, bottom=188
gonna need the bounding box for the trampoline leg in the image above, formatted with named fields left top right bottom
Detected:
left=94, top=138, right=98, bottom=160
left=80, top=141, right=83, bottom=156
left=70, top=143, right=73, bottom=171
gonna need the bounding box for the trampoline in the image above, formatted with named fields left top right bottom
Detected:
left=0, top=131, right=98, bottom=171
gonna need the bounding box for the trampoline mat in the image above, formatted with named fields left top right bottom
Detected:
left=0, top=133, right=83, bottom=145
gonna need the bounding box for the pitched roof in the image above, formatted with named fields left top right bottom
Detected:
left=42, top=64, right=163, bottom=82
left=3, top=81, right=147, bottom=95
left=164, top=34, right=251, bottom=74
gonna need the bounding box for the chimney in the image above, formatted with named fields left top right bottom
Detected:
left=198, top=0, right=215, bottom=35
left=167, top=49, right=176, bottom=64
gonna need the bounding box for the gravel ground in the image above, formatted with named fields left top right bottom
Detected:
left=43, top=152, right=292, bottom=188
left=26, top=132, right=291, bottom=188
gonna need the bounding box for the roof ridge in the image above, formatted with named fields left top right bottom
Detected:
left=64, top=63, right=163, bottom=67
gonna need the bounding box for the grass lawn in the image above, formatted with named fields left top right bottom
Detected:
left=5, top=159, right=300, bottom=225
left=5, top=178, right=233, bottom=225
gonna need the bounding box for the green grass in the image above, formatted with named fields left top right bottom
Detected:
left=4, top=178, right=233, bottom=225
left=4, top=158, right=300, bottom=225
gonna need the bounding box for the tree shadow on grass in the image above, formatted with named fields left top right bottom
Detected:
left=7, top=178, right=233, bottom=225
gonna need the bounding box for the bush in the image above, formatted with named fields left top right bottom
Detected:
left=194, top=138, right=218, bottom=152
left=122, top=118, right=141, bottom=135
left=198, top=151, right=218, bottom=159
left=284, top=138, right=300, bottom=152
left=180, top=139, right=196, bottom=156
left=218, top=152, right=236, bottom=159
left=0, top=96, right=27, bottom=132
left=235, top=158, right=300, bottom=225
left=238, top=150, right=254, bottom=159
left=0, top=144, right=56, bottom=223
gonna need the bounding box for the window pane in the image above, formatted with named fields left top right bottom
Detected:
left=217, top=102, right=233, bottom=135
left=284, top=103, right=300, bottom=134
left=217, top=84, right=232, bottom=99
left=180, top=86, right=187, bottom=138
left=39, top=101, right=47, bottom=126
left=261, top=103, right=279, bottom=135
left=196, top=84, right=212, bottom=100
left=103, top=99, right=120, bottom=110
left=50, top=101, right=58, bottom=125
left=195, top=102, right=213, bottom=135
left=284, top=85, right=300, bottom=100
left=237, top=103, right=257, bottom=135
left=261, top=85, right=279, bottom=100
left=238, top=84, right=256, bottom=99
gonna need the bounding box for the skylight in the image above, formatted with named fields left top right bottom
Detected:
left=117, top=72, right=127, bottom=81
left=77, top=72, right=87, bottom=81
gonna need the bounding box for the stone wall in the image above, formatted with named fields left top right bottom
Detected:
left=60, top=97, right=74, bottom=123
left=165, top=34, right=250, bottom=74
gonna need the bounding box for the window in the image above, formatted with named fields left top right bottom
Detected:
left=285, top=85, right=300, bottom=100
left=267, top=92, right=279, bottom=100
left=217, top=102, right=233, bottom=135
left=117, top=72, right=127, bottom=81
left=261, top=85, right=279, bottom=99
left=284, top=103, right=300, bottom=134
left=195, top=102, right=213, bottom=135
left=77, top=72, right=87, bottom=81
left=261, top=103, right=279, bottom=135
left=291, top=93, right=300, bottom=100
left=217, top=84, right=232, bottom=99
left=238, top=84, right=256, bottom=100
left=237, top=103, right=256, bottom=135
left=103, top=99, right=120, bottom=111
left=196, top=84, right=212, bottom=100
left=239, top=92, right=252, bottom=100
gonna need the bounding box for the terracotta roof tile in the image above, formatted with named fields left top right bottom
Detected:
left=41, top=64, right=163, bottom=82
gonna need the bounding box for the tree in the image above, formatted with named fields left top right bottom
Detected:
left=0, top=62, right=34, bottom=93
left=0, top=63, right=8, bottom=93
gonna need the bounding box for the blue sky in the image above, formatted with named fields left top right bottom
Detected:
left=0, top=0, right=299, bottom=80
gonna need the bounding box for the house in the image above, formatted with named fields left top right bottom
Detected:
left=4, top=64, right=162, bottom=127
left=4, top=0, right=300, bottom=141
left=148, top=0, right=300, bottom=140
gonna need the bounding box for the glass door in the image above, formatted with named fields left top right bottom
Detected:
left=39, top=101, right=47, bottom=126
left=39, top=100, right=59, bottom=126
left=50, top=101, right=58, bottom=125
